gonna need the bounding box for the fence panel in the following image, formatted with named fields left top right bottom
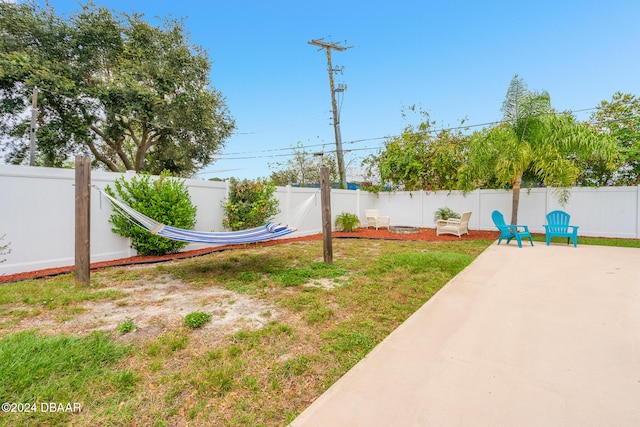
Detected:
left=547, top=186, right=639, bottom=238
left=374, top=192, right=422, bottom=227
left=1, top=166, right=133, bottom=275
left=273, top=186, right=323, bottom=236
left=2, top=163, right=639, bottom=276
left=331, top=189, right=375, bottom=228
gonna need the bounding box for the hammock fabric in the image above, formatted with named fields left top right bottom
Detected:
left=98, top=188, right=297, bottom=245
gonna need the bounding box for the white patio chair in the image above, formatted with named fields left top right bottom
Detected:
left=364, top=209, right=390, bottom=230
left=436, top=211, right=471, bottom=237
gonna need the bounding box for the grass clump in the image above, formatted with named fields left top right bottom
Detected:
left=184, top=311, right=212, bottom=329
left=118, top=317, right=137, bottom=334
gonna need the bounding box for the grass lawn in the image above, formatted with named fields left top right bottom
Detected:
left=0, top=235, right=636, bottom=426
left=531, top=234, right=640, bottom=247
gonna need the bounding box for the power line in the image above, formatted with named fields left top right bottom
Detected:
left=214, top=121, right=501, bottom=159
left=218, top=145, right=381, bottom=161
left=26, top=85, right=640, bottom=162
left=214, top=113, right=639, bottom=161
left=219, top=105, right=636, bottom=160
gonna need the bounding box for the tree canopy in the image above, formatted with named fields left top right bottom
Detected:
left=579, top=92, right=640, bottom=186
left=0, top=1, right=235, bottom=175
left=459, top=75, right=617, bottom=223
left=361, top=110, right=469, bottom=191
left=361, top=76, right=622, bottom=225
left=268, top=142, right=339, bottom=186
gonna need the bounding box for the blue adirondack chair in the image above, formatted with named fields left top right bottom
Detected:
left=491, top=210, right=534, bottom=248
left=544, top=210, right=579, bottom=247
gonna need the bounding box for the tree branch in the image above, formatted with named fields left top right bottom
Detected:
left=115, top=137, right=135, bottom=171
left=90, top=124, right=134, bottom=171
left=125, top=122, right=141, bottom=148
left=86, top=138, right=118, bottom=172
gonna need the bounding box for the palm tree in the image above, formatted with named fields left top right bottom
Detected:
left=459, top=75, right=617, bottom=224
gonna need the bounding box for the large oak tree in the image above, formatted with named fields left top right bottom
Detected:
left=0, top=1, right=234, bottom=175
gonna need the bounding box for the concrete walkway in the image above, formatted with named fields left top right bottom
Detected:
left=290, top=242, right=640, bottom=427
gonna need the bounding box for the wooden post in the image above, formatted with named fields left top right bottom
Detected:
left=320, top=167, right=333, bottom=264
left=75, top=156, right=91, bottom=285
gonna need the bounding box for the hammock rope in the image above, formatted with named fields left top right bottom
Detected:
left=94, top=186, right=297, bottom=245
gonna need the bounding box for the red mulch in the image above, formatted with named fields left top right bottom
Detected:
left=0, top=227, right=499, bottom=284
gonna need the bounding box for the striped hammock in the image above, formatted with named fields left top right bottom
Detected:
left=97, top=188, right=297, bottom=245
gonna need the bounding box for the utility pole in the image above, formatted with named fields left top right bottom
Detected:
left=309, top=38, right=351, bottom=189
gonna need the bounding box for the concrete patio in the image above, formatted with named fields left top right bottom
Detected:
left=290, top=242, right=640, bottom=426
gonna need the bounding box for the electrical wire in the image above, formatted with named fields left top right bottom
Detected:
left=217, top=109, right=640, bottom=160
left=22, top=85, right=640, bottom=162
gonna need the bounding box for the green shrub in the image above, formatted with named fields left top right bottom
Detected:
left=222, top=178, right=280, bottom=231
left=335, top=212, right=360, bottom=232
left=184, top=311, right=212, bottom=329
left=106, top=171, right=197, bottom=256
left=433, top=207, right=460, bottom=222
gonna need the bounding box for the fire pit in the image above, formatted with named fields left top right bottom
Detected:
left=389, top=225, right=419, bottom=235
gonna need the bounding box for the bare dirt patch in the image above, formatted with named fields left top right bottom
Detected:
left=6, top=277, right=278, bottom=343
left=303, top=276, right=348, bottom=290
left=0, top=228, right=499, bottom=341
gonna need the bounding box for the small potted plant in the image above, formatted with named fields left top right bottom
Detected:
left=433, top=207, right=460, bottom=223
left=335, top=212, right=361, bottom=232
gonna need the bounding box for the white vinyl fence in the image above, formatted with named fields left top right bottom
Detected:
left=1, top=163, right=639, bottom=276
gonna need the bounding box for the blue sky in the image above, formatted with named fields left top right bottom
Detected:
left=36, top=0, right=640, bottom=180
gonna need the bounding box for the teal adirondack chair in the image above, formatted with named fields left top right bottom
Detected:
left=491, top=210, right=534, bottom=248
left=544, top=210, right=579, bottom=247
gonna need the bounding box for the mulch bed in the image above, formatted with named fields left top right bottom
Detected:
left=0, top=227, right=500, bottom=284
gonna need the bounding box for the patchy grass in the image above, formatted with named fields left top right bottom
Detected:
left=531, top=234, right=640, bottom=248
left=0, top=331, right=133, bottom=425
left=0, top=239, right=492, bottom=426
left=0, top=275, right=124, bottom=309
left=3, top=234, right=638, bottom=425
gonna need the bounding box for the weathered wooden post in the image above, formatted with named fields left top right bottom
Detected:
left=75, top=155, right=91, bottom=285
left=320, top=166, right=333, bottom=264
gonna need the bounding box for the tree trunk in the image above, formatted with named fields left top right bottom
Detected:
left=87, top=139, right=119, bottom=172
left=510, top=174, right=522, bottom=225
